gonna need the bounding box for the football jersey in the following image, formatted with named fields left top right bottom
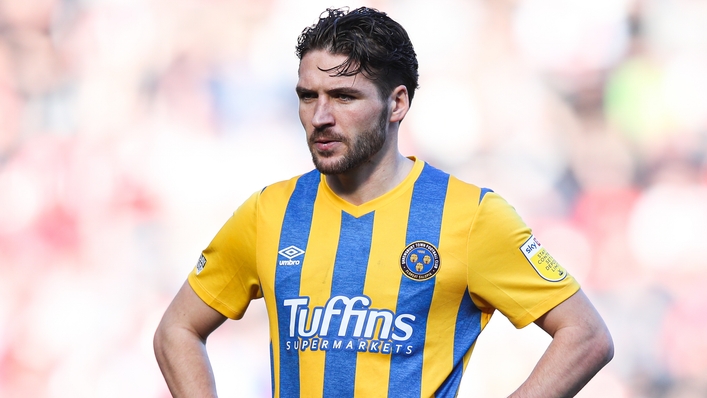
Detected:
left=188, top=158, right=580, bottom=398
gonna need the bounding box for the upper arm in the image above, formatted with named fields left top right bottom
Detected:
left=534, top=288, right=611, bottom=344
left=534, top=288, right=601, bottom=336
left=189, top=191, right=262, bottom=320
left=466, top=191, right=580, bottom=327
left=158, top=280, right=228, bottom=341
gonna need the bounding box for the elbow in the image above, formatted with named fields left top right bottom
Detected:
left=600, top=329, right=615, bottom=367
left=590, top=325, right=614, bottom=371
left=153, top=319, right=172, bottom=366
left=153, top=323, right=166, bottom=363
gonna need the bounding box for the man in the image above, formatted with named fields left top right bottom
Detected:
left=154, top=7, right=613, bottom=397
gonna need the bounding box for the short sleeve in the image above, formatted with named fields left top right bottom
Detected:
left=188, top=190, right=262, bottom=319
left=467, top=192, right=580, bottom=328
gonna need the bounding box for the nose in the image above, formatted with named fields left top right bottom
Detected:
left=311, top=98, right=334, bottom=129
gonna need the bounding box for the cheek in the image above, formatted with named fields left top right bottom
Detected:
left=298, top=107, right=309, bottom=127
left=353, top=107, right=386, bottom=129
left=343, top=104, right=378, bottom=124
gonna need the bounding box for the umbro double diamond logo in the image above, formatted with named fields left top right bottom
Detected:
left=278, top=245, right=305, bottom=266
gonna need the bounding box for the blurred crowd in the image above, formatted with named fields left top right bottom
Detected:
left=1, top=0, right=706, bottom=397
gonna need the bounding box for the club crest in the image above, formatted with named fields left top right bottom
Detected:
left=400, top=241, right=440, bottom=281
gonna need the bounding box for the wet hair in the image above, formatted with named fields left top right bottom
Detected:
left=295, top=7, right=419, bottom=104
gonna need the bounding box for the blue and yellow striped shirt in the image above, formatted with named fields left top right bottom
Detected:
left=189, top=158, right=579, bottom=397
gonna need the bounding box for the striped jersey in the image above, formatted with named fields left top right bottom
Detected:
left=188, top=158, right=580, bottom=398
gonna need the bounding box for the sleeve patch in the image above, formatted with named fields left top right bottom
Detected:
left=520, top=235, right=567, bottom=282
left=196, top=254, right=207, bottom=275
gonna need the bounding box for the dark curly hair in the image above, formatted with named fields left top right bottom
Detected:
left=296, top=7, right=419, bottom=104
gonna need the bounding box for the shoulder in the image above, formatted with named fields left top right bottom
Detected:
left=255, top=169, right=322, bottom=206
left=421, top=163, right=486, bottom=206
left=411, top=160, right=495, bottom=211
left=416, top=161, right=479, bottom=193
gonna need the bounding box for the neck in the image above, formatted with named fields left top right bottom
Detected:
left=325, top=151, right=414, bottom=205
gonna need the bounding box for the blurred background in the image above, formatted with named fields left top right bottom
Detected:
left=1, top=0, right=706, bottom=396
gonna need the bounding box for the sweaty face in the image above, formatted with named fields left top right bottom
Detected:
left=297, top=50, right=391, bottom=175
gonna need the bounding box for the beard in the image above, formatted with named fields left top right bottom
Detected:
left=308, top=106, right=389, bottom=175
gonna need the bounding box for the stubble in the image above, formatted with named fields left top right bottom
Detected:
left=308, top=106, right=389, bottom=175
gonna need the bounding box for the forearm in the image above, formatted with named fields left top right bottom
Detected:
left=154, top=322, right=218, bottom=397
left=509, top=322, right=613, bottom=397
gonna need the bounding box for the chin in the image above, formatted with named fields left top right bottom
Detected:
left=313, top=162, right=341, bottom=175
left=312, top=156, right=349, bottom=175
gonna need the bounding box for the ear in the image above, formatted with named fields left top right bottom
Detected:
left=388, top=85, right=410, bottom=123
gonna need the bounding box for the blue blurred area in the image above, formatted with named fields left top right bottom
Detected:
left=1, top=0, right=706, bottom=397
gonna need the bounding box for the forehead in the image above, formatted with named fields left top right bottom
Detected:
left=297, top=50, right=377, bottom=91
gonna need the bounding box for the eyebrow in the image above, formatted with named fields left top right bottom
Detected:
left=295, top=86, right=314, bottom=96
left=328, top=87, right=364, bottom=97
left=295, top=86, right=366, bottom=97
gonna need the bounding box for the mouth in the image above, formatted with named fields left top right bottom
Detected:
left=314, top=137, right=335, bottom=144
left=313, top=140, right=339, bottom=153
left=310, top=132, right=343, bottom=153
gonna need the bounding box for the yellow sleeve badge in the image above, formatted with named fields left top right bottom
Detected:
left=520, top=235, right=567, bottom=282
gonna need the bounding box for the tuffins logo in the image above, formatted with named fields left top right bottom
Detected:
left=399, top=241, right=440, bottom=281
left=520, top=235, right=568, bottom=282
left=278, top=245, right=305, bottom=266
left=282, top=295, right=416, bottom=355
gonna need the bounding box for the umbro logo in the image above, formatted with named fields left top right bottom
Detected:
left=278, top=245, right=305, bottom=266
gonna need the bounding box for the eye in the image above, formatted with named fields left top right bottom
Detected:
left=297, top=90, right=316, bottom=101
left=337, top=94, right=354, bottom=102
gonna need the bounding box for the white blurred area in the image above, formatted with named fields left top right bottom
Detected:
left=1, top=0, right=706, bottom=396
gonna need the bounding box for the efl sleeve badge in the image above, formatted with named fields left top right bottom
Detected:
left=196, top=254, right=207, bottom=275
left=519, top=235, right=567, bottom=282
